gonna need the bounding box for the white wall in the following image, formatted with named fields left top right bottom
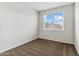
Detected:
left=0, top=3, right=38, bottom=53
left=38, top=4, right=74, bottom=44
left=74, top=2, right=79, bottom=55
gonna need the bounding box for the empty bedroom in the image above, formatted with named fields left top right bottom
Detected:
left=0, top=2, right=79, bottom=56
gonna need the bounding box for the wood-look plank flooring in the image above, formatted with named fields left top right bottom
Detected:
left=0, top=38, right=78, bottom=56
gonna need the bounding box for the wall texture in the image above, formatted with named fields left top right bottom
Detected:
left=0, top=3, right=38, bottom=53
left=38, top=4, right=74, bottom=44
left=74, top=2, right=79, bottom=55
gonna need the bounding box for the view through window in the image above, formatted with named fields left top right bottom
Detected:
left=43, top=12, right=64, bottom=31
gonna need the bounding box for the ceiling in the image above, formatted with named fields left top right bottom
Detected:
left=24, top=2, right=73, bottom=11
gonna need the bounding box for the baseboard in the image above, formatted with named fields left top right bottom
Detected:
left=0, top=38, right=38, bottom=53
left=74, top=42, right=79, bottom=55
left=0, top=37, right=74, bottom=53
left=38, top=38, right=74, bottom=45
left=74, top=45, right=79, bottom=55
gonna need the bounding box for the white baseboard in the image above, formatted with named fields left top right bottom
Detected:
left=74, top=45, right=79, bottom=55
left=74, top=41, right=79, bottom=55
left=39, top=37, right=74, bottom=44
left=0, top=38, right=37, bottom=53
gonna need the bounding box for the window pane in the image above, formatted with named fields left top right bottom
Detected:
left=43, top=14, right=53, bottom=30
left=43, top=12, right=64, bottom=31
left=53, top=12, right=64, bottom=31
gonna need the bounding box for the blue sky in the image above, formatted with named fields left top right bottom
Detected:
left=44, top=12, right=64, bottom=24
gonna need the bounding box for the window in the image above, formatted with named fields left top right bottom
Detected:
left=43, top=12, right=64, bottom=31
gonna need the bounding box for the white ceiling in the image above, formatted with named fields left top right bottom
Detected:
left=24, top=2, right=73, bottom=11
